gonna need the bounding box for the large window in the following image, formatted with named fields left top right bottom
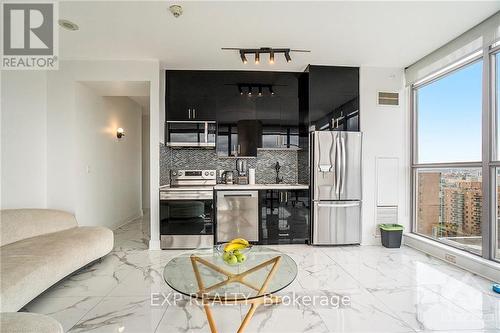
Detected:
left=413, top=59, right=484, bottom=256
left=416, top=61, right=483, bottom=164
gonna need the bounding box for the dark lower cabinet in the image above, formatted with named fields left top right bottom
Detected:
left=259, top=189, right=310, bottom=244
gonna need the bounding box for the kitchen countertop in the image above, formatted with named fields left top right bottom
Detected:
left=159, top=184, right=310, bottom=191
left=214, top=184, right=309, bottom=190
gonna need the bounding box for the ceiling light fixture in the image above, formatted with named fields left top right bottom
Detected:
left=240, top=51, right=247, bottom=64
left=58, top=19, right=79, bottom=31
left=169, top=5, right=183, bottom=18
left=222, top=47, right=309, bottom=64
left=236, top=84, right=276, bottom=97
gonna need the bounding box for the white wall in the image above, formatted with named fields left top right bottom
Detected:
left=75, top=84, right=142, bottom=228
left=360, top=67, right=409, bottom=245
left=1, top=71, right=47, bottom=209
left=142, top=114, right=150, bottom=211
left=46, top=60, right=161, bottom=247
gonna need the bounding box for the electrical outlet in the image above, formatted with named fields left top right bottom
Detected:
left=444, top=253, right=456, bottom=264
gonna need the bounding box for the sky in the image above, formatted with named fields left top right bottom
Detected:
left=417, top=59, right=486, bottom=164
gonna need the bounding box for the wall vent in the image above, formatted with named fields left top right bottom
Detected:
left=378, top=92, right=399, bottom=106
left=375, top=206, right=398, bottom=236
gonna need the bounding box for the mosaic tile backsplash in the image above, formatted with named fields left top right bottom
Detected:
left=160, top=145, right=304, bottom=185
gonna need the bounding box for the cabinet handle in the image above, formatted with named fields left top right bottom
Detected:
left=238, top=144, right=241, bottom=154
left=188, top=109, right=191, bottom=119
left=193, top=109, right=196, bottom=119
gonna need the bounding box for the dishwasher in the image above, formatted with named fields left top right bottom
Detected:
left=216, top=191, right=258, bottom=243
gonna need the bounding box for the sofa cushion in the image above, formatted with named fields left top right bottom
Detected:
left=0, top=209, right=77, bottom=247
left=0, top=312, right=63, bottom=333
left=0, top=226, right=113, bottom=312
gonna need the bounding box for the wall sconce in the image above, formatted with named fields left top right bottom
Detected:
left=116, top=127, right=125, bottom=139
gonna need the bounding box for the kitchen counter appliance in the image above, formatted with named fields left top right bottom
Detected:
left=165, top=121, right=216, bottom=148
left=216, top=191, right=258, bottom=243
left=160, top=169, right=216, bottom=249
left=311, top=131, right=362, bottom=245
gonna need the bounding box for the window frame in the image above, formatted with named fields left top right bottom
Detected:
left=491, top=46, right=500, bottom=260
left=410, top=48, right=500, bottom=261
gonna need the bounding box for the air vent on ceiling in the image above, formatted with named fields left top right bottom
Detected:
left=378, top=92, right=399, bottom=106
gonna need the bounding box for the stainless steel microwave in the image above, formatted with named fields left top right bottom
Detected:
left=165, top=121, right=216, bottom=148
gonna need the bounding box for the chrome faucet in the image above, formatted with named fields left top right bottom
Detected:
left=275, top=162, right=283, bottom=184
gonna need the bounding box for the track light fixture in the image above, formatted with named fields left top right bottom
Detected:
left=222, top=47, right=310, bottom=64
left=240, top=50, right=247, bottom=64
left=237, top=84, right=275, bottom=97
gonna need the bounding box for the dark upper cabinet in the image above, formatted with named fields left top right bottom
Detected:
left=302, top=65, right=359, bottom=131
left=165, top=71, right=217, bottom=121
left=214, top=71, right=301, bottom=156
left=259, top=189, right=310, bottom=245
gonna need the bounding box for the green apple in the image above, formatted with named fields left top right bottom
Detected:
left=222, top=252, right=232, bottom=262
left=226, top=254, right=238, bottom=265
left=236, top=253, right=246, bottom=263
left=233, top=249, right=242, bottom=256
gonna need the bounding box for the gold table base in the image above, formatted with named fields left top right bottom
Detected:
left=190, top=254, right=283, bottom=333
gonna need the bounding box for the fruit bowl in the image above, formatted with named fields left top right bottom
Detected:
left=216, top=239, right=253, bottom=265
left=215, top=243, right=253, bottom=255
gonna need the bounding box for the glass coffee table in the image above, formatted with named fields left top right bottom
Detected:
left=163, top=246, right=297, bottom=333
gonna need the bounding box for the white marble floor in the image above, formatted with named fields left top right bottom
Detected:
left=22, top=216, right=500, bottom=333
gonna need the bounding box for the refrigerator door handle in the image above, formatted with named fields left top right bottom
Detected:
left=317, top=202, right=360, bottom=208
left=335, top=136, right=341, bottom=195
left=340, top=135, right=346, bottom=194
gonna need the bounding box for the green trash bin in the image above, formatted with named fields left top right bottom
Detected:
left=379, top=224, right=404, bottom=248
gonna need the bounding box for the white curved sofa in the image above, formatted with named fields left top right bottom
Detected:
left=0, top=209, right=114, bottom=312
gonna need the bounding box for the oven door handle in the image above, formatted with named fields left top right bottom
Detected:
left=160, top=192, right=213, bottom=200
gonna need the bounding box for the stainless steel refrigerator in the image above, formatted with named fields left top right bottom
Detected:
left=311, top=131, right=362, bottom=245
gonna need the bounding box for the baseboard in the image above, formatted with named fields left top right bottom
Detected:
left=111, top=212, right=143, bottom=230
left=149, top=239, right=161, bottom=250
left=404, top=233, right=500, bottom=282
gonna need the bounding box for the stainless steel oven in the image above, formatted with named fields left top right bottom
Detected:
left=160, top=170, right=216, bottom=249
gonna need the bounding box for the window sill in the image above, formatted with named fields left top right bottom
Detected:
left=404, top=233, right=500, bottom=282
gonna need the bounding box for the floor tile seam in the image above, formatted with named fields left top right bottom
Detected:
left=67, top=295, right=107, bottom=332
left=418, top=283, right=498, bottom=327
